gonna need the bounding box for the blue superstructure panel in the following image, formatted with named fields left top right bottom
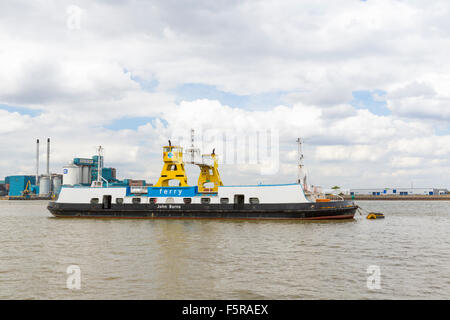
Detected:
left=148, top=186, right=198, bottom=197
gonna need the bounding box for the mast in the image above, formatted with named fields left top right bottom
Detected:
left=97, top=145, right=103, bottom=183
left=185, top=128, right=200, bottom=164
left=90, top=145, right=106, bottom=188
left=190, top=128, right=195, bottom=164
left=296, top=138, right=307, bottom=190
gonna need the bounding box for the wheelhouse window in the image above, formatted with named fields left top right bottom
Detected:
left=220, top=198, right=229, bottom=204
left=201, top=197, right=211, bottom=204
left=116, top=198, right=123, bottom=204
left=183, top=198, right=192, bottom=204
left=149, top=198, right=157, bottom=204
left=249, top=197, right=260, bottom=204
left=90, top=198, right=99, bottom=204
left=132, top=198, right=141, bottom=204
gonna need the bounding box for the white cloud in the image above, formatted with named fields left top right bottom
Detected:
left=0, top=0, right=449, bottom=188
left=0, top=110, right=31, bottom=134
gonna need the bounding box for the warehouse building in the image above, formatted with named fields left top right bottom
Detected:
left=350, top=188, right=448, bottom=196
left=0, top=180, right=7, bottom=196
left=6, top=175, right=36, bottom=196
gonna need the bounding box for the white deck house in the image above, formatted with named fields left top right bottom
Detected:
left=56, top=183, right=311, bottom=205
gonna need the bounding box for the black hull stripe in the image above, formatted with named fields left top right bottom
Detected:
left=49, top=214, right=355, bottom=221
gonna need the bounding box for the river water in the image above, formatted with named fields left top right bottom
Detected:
left=0, top=200, right=449, bottom=299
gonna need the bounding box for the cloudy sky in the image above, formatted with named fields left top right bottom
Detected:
left=0, top=0, right=449, bottom=189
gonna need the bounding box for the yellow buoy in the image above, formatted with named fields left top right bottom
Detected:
left=367, top=212, right=385, bottom=219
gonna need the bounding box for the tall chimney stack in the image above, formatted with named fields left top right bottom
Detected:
left=47, top=138, right=50, bottom=176
left=36, top=139, right=39, bottom=183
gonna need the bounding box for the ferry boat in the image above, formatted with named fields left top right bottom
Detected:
left=47, top=141, right=357, bottom=220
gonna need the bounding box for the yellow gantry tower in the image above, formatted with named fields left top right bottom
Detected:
left=154, top=141, right=189, bottom=187
left=154, top=139, right=223, bottom=192
left=197, top=149, right=223, bottom=193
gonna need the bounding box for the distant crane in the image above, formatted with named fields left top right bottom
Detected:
left=22, top=180, right=32, bottom=199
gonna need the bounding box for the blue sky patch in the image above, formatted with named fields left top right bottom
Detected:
left=350, top=90, right=390, bottom=116
left=130, top=74, right=159, bottom=92
left=124, top=68, right=159, bottom=92
left=104, top=117, right=168, bottom=130
left=434, top=125, right=450, bottom=136
left=173, top=83, right=286, bottom=110
left=0, top=104, right=41, bottom=117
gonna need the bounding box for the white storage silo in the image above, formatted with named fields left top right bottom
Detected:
left=39, top=176, right=51, bottom=195
left=81, top=166, right=91, bottom=184
left=63, top=163, right=82, bottom=185
left=52, top=176, right=62, bottom=194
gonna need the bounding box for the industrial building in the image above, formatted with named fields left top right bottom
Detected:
left=6, top=175, right=36, bottom=196
left=1, top=140, right=147, bottom=199
left=63, top=155, right=120, bottom=186
left=2, top=138, right=62, bottom=199
left=350, top=188, right=449, bottom=196
left=0, top=180, right=7, bottom=196
left=62, top=155, right=147, bottom=188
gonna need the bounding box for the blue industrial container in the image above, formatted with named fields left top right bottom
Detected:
left=31, top=185, right=40, bottom=194
left=7, top=175, right=36, bottom=196
left=101, top=168, right=116, bottom=181
left=91, top=167, right=117, bottom=183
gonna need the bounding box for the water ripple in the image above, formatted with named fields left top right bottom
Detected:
left=0, top=200, right=449, bottom=299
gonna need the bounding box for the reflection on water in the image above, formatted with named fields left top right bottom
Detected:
left=0, top=200, right=449, bottom=299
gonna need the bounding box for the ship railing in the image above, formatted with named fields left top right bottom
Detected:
left=325, top=194, right=345, bottom=201
left=101, top=176, right=109, bottom=187
left=91, top=177, right=109, bottom=188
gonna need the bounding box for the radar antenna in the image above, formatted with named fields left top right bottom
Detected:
left=185, top=129, right=200, bottom=164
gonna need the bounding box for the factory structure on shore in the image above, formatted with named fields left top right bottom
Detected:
left=61, top=147, right=145, bottom=188
left=0, top=139, right=146, bottom=199
left=0, top=139, right=61, bottom=199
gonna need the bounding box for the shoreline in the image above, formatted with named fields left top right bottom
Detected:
left=343, top=195, right=450, bottom=201
left=0, top=196, right=53, bottom=200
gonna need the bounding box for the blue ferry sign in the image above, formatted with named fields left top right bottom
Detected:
left=148, top=186, right=198, bottom=197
